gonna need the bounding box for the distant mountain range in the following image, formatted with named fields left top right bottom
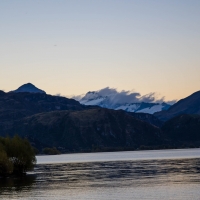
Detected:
left=79, top=91, right=171, bottom=114
left=10, top=84, right=171, bottom=114
left=0, top=85, right=163, bottom=152
left=0, top=83, right=200, bottom=153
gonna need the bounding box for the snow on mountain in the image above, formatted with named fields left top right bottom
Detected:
left=115, top=103, right=141, bottom=112
left=10, top=83, right=46, bottom=94
left=81, top=97, right=106, bottom=106
left=115, top=102, right=170, bottom=113
left=79, top=90, right=171, bottom=114
left=136, top=104, right=165, bottom=114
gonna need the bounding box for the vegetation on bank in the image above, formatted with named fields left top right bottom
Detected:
left=85, top=143, right=200, bottom=153
left=43, top=147, right=61, bottom=155
left=0, top=135, right=36, bottom=177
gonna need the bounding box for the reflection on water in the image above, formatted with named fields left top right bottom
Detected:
left=35, top=159, right=200, bottom=188
left=1, top=158, right=200, bottom=199
left=0, top=175, right=36, bottom=195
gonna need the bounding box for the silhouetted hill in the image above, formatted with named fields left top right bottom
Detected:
left=10, top=83, right=46, bottom=93
left=3, top=108, right=163, bottom=152
left=154, top=91, right=200, bottom=121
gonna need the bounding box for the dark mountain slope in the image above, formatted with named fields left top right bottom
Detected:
left=5, top=108, right=163, bottom=152
left=154, top=91, right=200, bottom=121
left=162, top=114, right=200, bottom=143
left=128, top=112, right=163, bottom=127
left=0, top=91, right=86, bottom=133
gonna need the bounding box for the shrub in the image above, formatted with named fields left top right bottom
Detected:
left=43, top=147, right=60, bottom=155
left=0, top=135, right=36, bottom=176
left=0, top=150, right=13, bottom=176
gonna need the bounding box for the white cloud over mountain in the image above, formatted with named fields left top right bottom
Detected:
left=71, top=87, right=176, bottom=114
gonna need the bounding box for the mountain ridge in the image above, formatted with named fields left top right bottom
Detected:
left=154, top=90, right=200, bottom=121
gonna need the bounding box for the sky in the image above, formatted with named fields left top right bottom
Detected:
left=0, top=0, right=200, bottom=101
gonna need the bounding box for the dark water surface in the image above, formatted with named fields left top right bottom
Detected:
left=1, top=149, right=200, bottom=199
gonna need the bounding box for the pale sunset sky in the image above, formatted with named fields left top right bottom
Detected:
left=0, top=0, right=200, bottom=101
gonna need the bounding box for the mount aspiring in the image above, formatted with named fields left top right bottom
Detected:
left=78, top=90, right=171, bottom=114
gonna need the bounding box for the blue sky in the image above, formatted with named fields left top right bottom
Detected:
left=1, top=0, right=200, bottom=101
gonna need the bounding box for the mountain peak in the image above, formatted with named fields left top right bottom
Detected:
left=11, top=83, right=46, bottom=94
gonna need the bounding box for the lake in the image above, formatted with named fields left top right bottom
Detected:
left=1, top=148, right=200, bottom=199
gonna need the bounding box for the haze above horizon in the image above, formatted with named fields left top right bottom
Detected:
left=1, top=0, right=200, bottom=101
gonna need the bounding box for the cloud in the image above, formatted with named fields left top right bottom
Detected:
left=74, top=87, right=174, bottom=106
left=71, top=94, right=84, bottom=101
left=98, top=87, right=166, bottom=104
left=140, top=92, right=165, bottom=103
left=165, top=100, right=177, bottom=105
left=70, top=87, right=177, bottom=107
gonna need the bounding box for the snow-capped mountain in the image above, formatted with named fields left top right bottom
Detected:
left=79, top=91, right=171, bottom=114
left=10, top=83, right=46, bottom=94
